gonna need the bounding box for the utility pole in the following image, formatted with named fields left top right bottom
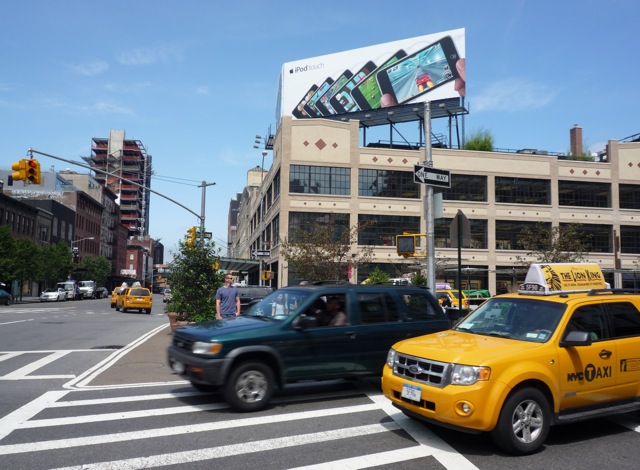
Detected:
left=423, top=101, right=436, bottom=293
left=199, top=181, right=216, bottom=247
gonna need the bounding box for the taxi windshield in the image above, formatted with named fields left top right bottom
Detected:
left=245, top=290, right=312, bottom=320
left=454, top=297, right=567, bottom=343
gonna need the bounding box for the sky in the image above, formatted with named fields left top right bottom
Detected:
left=1, top=0, right=639, bottom=260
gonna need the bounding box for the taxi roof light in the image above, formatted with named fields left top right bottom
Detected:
left=518, top=263, right=609, bottom=296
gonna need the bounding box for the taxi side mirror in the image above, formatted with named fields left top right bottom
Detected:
left=560, top=330, right=592, bottom=347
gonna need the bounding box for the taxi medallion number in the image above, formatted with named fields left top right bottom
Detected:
left=401, top=383, right=422, bottom=402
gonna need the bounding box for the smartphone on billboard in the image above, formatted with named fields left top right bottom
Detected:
left=350, top=50, right=407, bottom=111
left=303, top=78, right=335, bottom=117
left=375, top=36, right=460, bottom=106
left=315, top=70, right=353, bottom=116
left=329, top=60, right=377, bottom=114
left=292, top=84, right=318, bottom=119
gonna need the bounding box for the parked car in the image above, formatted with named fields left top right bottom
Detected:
left=40, top=288, right=66, bottom=302
left=167, top=283, right=450, bottom=411
left=95, top=287, right=109, bottom=299
left=116, top=286, right=152, bottom=314
left=0, top=288, right=13, bottom=305
left=163, top=288, right=172, bottom=303
left=236, top=285, right=273, bottom=312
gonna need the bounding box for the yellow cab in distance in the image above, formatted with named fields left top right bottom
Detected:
left=116, top=281, right=152, bottom=314
left=382, top=263, right=640, bottom=455
left=436, top=288, right=469, bottom=309
left=110, top=283, right=128, bottom=309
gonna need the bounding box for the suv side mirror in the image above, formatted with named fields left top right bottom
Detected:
left=560, top=330, right=592, bottom=347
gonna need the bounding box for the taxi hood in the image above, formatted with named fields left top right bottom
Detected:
left=394, top=330, right=545, bottom=365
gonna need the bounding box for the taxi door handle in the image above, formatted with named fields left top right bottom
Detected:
left=599, top=349, right=612, bottom=359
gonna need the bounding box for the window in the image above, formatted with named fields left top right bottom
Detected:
left=495, top=177, right=550, bottom=205
left=358, top=293, right=400, bottom=323
left=608, top=302, right=640, bottom=338
left=403, top=293, right=440, bottom=320
left=440, top=174, right=487, bottom=202
left=288, top=212, right=349, bottom=242
left=619, top=184, right=640, bottom=210
left=358, top=214, right=420, bottom=246
left=495, top=221, right=548, bottom=250
left=289, top=165, right=350, bottom=195
left=435, top=218, right=487, bottom=249
left=358, top=169, right=419, bottom=198
left=620, top=225, right=640, bottom=254
left=560, top=223, right=611, bottom=253
left=565, top=305, right=608, bottom=341
left=558, top=181, right=611, bottom=208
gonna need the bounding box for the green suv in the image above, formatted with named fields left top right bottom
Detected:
left=167, top=283, right=449, bottom=411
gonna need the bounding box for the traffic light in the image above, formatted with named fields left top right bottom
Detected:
left=396, top=235, right=416, bottom=258
left=11, top=159, right=27, bottom=182
left=26, top=159, right=41, bottom=184
left=186, top=226, right=197, bottom=245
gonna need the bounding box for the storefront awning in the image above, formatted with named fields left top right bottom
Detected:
left=219, top=257, right=259, bottom=273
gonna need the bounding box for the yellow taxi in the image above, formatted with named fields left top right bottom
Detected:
left=116, top=284, right=152, bottom=314
left=382, top=263, right=640, bottom=455
left=110, top=286, right=127, bottom=308
left=436, top=289, right=469, bottom=309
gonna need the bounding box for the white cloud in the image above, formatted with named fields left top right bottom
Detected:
left=70, top=60, right=109, bottom=76
left=473, top=78, right=557, bottom=113
left=116, top=43, right=184, bottom=66
left=195, top=86, right=210, bottom=95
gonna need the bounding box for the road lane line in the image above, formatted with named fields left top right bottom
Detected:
left=0, top=403, right=380, bottom=455
left=1, top=351, right=73, bottom=380
left=49, top=422, right=402, bottom=470
left=0, top=390, right=70, bottom=441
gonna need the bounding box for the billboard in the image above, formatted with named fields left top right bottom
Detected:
left=278, top=28, right=465, bottom=122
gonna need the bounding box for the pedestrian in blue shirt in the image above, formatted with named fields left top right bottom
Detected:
left=215, top=275, right=240, bottom=319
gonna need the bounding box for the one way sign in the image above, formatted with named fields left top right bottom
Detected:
left=414, top=165, right=451, bottom=188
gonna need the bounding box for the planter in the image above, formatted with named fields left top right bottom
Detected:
left=166, top=312, right=194, bottom=333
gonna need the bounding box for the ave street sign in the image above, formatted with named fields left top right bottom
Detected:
left=414, top=165, right=451, bottom=188
left=252, top=250, right=271, bottom=258
left=197, top=231, right=212, bottom=239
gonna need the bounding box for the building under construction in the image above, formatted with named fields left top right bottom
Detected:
left=84, top=130, right=152, bottom=239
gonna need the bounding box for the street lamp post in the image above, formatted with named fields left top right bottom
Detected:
left=71, top=236, right=95, bottom=261
left=253, top=139, right=271, bottom=286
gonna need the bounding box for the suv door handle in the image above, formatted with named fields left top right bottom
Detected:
left=599, top=349, right=612, bottom=359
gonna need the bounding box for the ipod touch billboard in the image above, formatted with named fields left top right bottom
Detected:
left=277, top=28, right=465, bottom=122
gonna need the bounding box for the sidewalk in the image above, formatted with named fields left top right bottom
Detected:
left=88, top=324, right=182, bottom=386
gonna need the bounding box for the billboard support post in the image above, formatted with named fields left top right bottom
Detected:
left=424, top=101, right=436, bottom=293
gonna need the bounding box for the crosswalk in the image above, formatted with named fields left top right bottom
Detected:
left=0, top=382, right=480, bottom=469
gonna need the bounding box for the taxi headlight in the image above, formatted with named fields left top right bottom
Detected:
left=192, top=342, right=222, bottom=356
left=386, top=349, right=396, bottom=368
left=450, top=364, right=491, bottom=385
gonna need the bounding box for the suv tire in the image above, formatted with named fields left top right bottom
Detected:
left=491, top=387, right=550, bottom=455
left=223, top=361, right=274, bottom=412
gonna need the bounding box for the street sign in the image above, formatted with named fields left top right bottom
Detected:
left=414, top=165, right=451, bottom=188
left=252, top=250, right=271, bottom=257
left=200, top=231, right=212, bottom=239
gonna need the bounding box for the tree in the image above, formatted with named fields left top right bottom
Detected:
left=464, top=128, right=494, bottom=151
left=37, top=241, right=73, bottom=287
left=412, top=272, right=427, bottom=287
left=280, top=221, right=374, bottom=283
left=166, top=239, right=223, bottom=322
left=364, top=267, right=390, bottom=284
left=516, top=223, right=591, bottom=264
left=0, top=226, right=16, bottom=282
left=12, top=237, right=41, bottom=300
left=76, top=255, right=112, bottom=287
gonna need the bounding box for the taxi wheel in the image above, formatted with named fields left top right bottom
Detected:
left=223, top=361, right=274, bottom=412
left=145, top=308, right=151, bottom=314
left=491, top=387, right=550, bottom=455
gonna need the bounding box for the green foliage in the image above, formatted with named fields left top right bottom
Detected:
left=0, top=226, right=16, bottom=279
left=366, top=267, right=390, bottom=284
left=516, top=223, right=591, bottom=264
left=37, top=241, right=73, bottom=287
left=464, top=128, right=494, bottom=151
left=76, top=255, right=111, bottom=287
left=166, top=239, right=223, bottom=322
left=280, top=221, right=373, bottom=283
left=412, top=272, right=427, bottom=287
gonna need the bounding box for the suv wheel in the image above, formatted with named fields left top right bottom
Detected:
left=223, top=361, right=274, bottom=412
left=491, top=387, right=550, bottom=455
